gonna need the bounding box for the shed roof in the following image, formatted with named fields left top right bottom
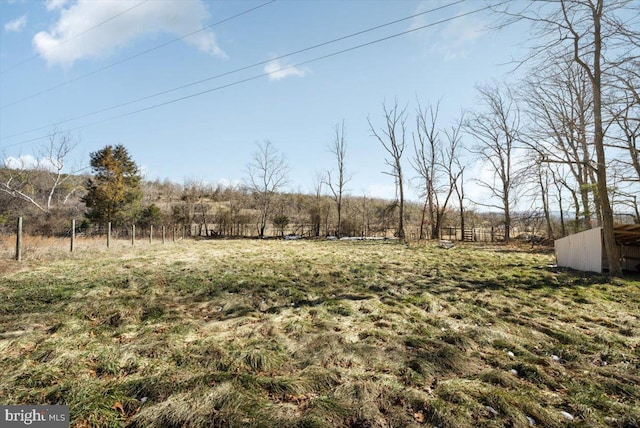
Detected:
left=615, top=224, right=640, bottom=246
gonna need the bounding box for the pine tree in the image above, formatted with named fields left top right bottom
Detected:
left=83, top=145, right=142, bottom=228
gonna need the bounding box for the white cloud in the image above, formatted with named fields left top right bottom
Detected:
left=410, top=1, right=487, bottom=61
left=33, top=0, right=226, bottom=67
left=4, top=155, right=56, bottom=171
left=4, top=15, right=26, bottom=33
left=45, top=0, right=70, bottom=11
left=437, top=15, right=486, bottom=60
left=264, top=58, right=307, bottom=81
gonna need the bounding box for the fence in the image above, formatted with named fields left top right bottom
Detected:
left=438, top=226, right=507, bottom=242
left=4, top=216, right=532, bottom=262
left=7, top=217, right=187, bottom=261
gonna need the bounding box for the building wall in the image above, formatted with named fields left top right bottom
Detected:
left=555, top=227, right=603, bottom=273
left=622, top=245, right=640, bottom=272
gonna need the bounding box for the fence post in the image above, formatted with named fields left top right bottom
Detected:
left=71, top=219, right=75, bottom=252
left=132, top=224, right=136, bottom=246
left=162, top=226, right=166, bottom=244
left=15, top=217, right=22, bottom=261
left=107, top=222, right=111, bottom=248
left=172, top=225, right=176, bottom=242
left=150, top=225, right=153, bottom=243
left=182, top=225, right=185, bottom=240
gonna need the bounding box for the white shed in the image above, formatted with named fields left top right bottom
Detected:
left=555, top=225, right=640, bottom=273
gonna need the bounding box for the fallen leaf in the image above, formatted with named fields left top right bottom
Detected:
left=112, top=401, right=125, bottom=417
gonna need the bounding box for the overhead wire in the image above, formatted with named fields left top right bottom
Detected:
left=1, top=0, right=465, bottom=142
left=102, top=5, right=499, bottom=123
left=1, top=1, right=501, bottom=149
left=0, top=0, right=150, bottom=75
left=0, top=0, right=277, bottom=110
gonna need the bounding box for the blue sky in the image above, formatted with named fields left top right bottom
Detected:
left=0, top=0, right=529, bottom=202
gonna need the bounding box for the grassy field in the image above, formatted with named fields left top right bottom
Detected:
left=0, top=239, right=638, bottom=427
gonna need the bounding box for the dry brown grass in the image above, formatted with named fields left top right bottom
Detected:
left=0, top=239, right=638, bottom=427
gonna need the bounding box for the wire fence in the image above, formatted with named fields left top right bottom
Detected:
left=2, top=217, right=190, bottom=262
left=1, top=216, right=528, bottom=263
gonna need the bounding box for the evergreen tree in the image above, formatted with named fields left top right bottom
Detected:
left=83, top=145, right=142, bottom=227
left=139, top=204, right=162, bottom=229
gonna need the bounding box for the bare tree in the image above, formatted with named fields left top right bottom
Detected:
left=309, top=172, right=325, bottom=237
left=0, top=130, right=83, bottom=212
left=533, top=160, right=555, bottom=240
left=454, top=168, right=466, bottom=240
left=604, top=58, right=640, bottom=223
left=246, top=140, right=290, bottom=238
left=549, top=165, right=570, bottom=237
left=325, top=120, right=351, bottom=238
left=608, top=90, right=640, bottom=223
left=610, top=165, right=640, bottom=224
left=180, top=179, right=212, bottom=237
left=464, top=83, right=524, bottom=243
left=40, top=130, right=83, bottom=210
left=522, top=62, right=598, bottom=230
left=359, top=192, right=370, bottom=237
left=368, top=101, right=408, bottom=241
left=412, top=102, right=463, bottom=240
left=493, top=0, right=640, bottom=274
left=610, top=68, right=640, bottom=184
left=444, top=117, right=466, bottom=241
left=616, top=98, right=640, bottom=182
left=1, top=156, right=47, bottom=212
left=412, top=102, right=439, bottom=240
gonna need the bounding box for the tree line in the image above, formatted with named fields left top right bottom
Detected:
left=0, top=134, right=554, bottom=243
left=0, top=1, right=637, bottom=274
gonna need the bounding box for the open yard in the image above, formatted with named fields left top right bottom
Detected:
left=0, top=239, right=638, bottom=427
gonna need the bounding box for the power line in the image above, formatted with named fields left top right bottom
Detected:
left=0, top=0, right=277, bottom=110
left=2, top=2, right=500, bottom=149
left=1, top=0, right=465, bottom=142
left=0, top=0, right=150, bottom=75
left=1, top=0, right=452, bottom=113
left=95, top=4, right=505, bottom=121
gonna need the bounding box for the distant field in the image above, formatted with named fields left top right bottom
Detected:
left=0, top=239, right=638, bottom=427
